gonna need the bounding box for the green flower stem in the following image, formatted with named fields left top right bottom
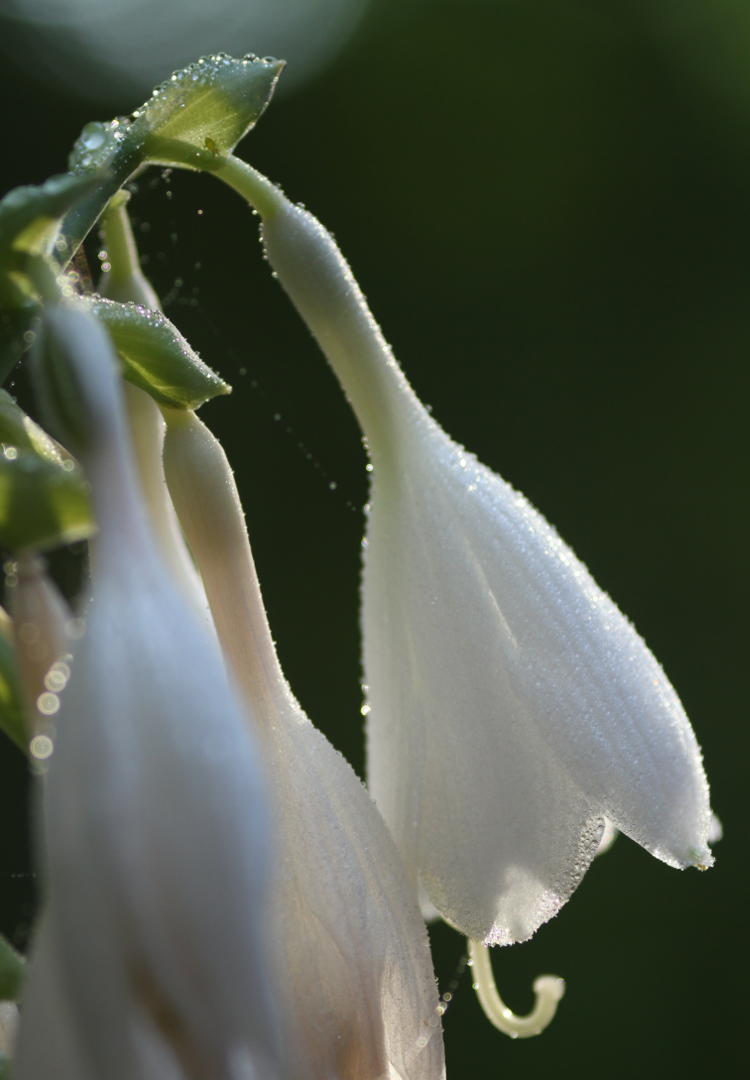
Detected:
left=213, top=155, right=418, bottom=464
left=212, top=155, right=282, bottom=220
left=17, top=252, right=63, bottom=306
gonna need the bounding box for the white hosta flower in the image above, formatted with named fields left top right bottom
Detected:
left=19, top=302, right=280, bottom=1080
left=361, top=411, right=714, bottom=945
left=214, top=158, right=715, bottom=952
left=163, top=409, right=446, bottom=1080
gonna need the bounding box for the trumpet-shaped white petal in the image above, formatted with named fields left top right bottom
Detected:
left=363, top=418, right=713, bottom=942
left=23, top=302, right=280, bottom=1079
left=163, top=409, right=445, bottom=1080
left=215, top=158, right=714, bottom=946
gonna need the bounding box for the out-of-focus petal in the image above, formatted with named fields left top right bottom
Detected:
left=14, top=912, right=96, bottom=1080
left=29, top=302, right=281, bottom=1077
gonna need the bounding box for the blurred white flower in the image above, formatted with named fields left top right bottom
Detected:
left=16, top=302, right=281, bottom=1080
left=0, top=1000, right=18, bottom=1059
left=0, top=0, right=369, bottom=106
left=216, top=159, right=715, bottom=949
left=163, top=408, right=446, bottom=1080
left=14, top=913, right=103, bottom=1079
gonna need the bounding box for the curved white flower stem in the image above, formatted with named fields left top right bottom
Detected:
left=467, top=940, right=564, bottom=1039
left=123, top=384, right=213, bottom=622
left=99, top=192, right=162, bottom=310
left=161, top=407, right=289, bottom=717
left=213, top=155, right=420, bottom=468
left=98, top=197, right=213, bottom=624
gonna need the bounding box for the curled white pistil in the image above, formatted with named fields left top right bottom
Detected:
left=467, top=939, right=564, bottom=1039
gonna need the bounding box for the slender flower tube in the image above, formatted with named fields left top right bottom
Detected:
left=98, top=193, right=213, bottom=624
left=20, top=301, right=280, bottom=1080
left=163, top=407, right=446, bottom=1080
left=212, top=157, right=715, bottom=954
left=121, top=381, right=214, bottom=624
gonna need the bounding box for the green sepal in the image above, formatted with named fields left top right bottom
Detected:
left=0, top=390, right=87, bottom=552
left=0, top=1053, right=9, bottom=1079
left=0, top=390, right=72, bottom=465
left=0, top=172, right=101, bottom=263
left=0, top=173, right=100, bottom=305
left=0, top=611, right=26, bottom=753
left=0, top=448, right=92, bottom=553
left=62, top=118, right=147, bottom=269
left=85, top=296, right=231, bottom=408
left=0, top=933, right=24, bottom=1002
left=0, top=174, right=102, bottom=381
left=61, top=54, right=283, bottom=260
left=134, top=53, right=284, bottom=168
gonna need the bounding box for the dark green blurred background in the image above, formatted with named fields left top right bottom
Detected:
left=0, top=1, right=746, bottom=1076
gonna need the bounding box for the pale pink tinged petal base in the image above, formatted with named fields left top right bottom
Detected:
left=265, top=705, right=445, bottom=1080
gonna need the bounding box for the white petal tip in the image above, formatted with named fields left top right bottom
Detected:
left=687, top=845, right=715, bottom=871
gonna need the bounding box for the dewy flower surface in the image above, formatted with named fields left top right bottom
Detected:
left=214, top=156, right=715, bottom=947
left=163, top=409, right=446, bottom=1080
left=16, top=302, right=280, bottom=1079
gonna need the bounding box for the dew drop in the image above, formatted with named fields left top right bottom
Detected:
left=81, top=127, right=105, bottom=150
